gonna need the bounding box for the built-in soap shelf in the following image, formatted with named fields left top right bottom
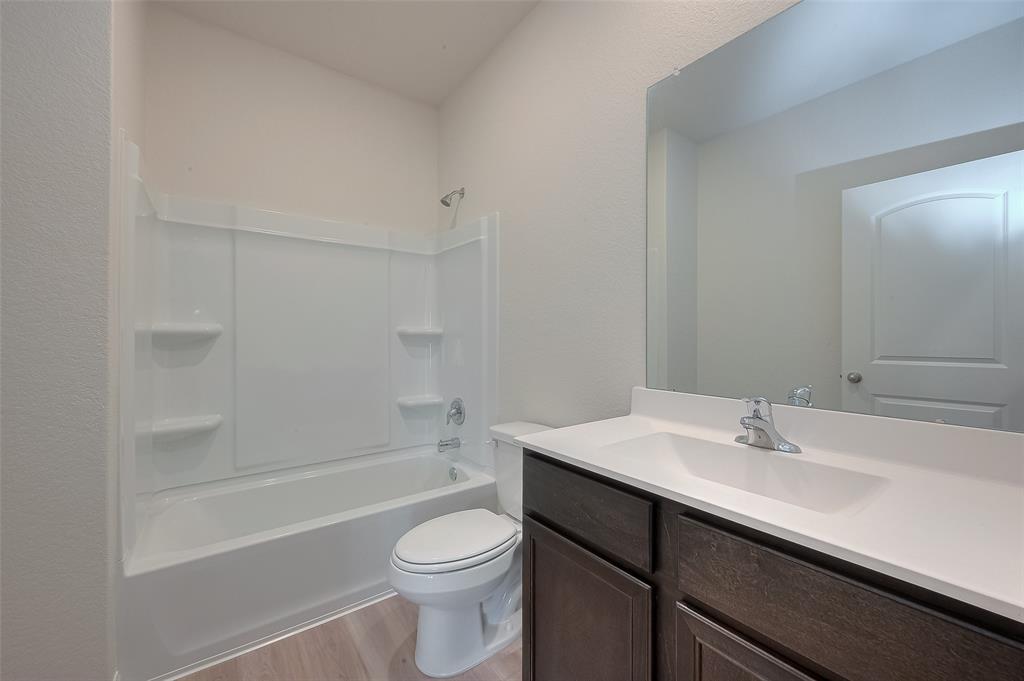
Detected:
left=396, top=326, right=443, bottom=339
left=138, top=414, right=224, bottom=443
left=396, top=395, right=445, bottom=409
left=139, top=322, right=224, bottom=345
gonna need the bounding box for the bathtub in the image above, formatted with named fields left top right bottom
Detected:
left=118, top=449, right=497, bottom=681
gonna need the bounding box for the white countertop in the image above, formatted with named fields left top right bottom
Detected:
left=517, top=388, right=1024, bottom=623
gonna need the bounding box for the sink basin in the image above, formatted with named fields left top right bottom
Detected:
left=599, top=432, right=887, bottom=514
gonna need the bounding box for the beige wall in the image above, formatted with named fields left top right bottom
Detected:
left=438, top=1, right=791, bottom=426
left=1, top=2, right=116, bottom=679
left=113, top=0, right=147, bottom=146
left=143, top=5, right=439, bottom=233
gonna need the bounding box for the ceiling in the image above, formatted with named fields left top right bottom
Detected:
left=648, top=0, right=1024, bottom=142
left=162, top=0, right=538, bottom=106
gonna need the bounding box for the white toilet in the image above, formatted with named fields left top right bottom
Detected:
left=388, top=422, right=550, bottom=678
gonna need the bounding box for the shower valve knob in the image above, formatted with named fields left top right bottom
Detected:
left=446, top=398, right=465, bottom=426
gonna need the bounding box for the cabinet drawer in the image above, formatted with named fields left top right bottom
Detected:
left=524, top=454, right=652, bottom=572
left=676, top=515, right=1024, bottom=681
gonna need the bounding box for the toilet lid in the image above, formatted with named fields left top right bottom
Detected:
left=394, top=509, right=517, bottom=566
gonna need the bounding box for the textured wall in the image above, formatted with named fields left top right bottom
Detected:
left=143, top=5, right=440, bottom=234
left=1, top=2, right=115, bottom=679
left=439, top=1, right=792, bottom=426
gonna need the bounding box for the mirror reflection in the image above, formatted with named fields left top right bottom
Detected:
left=646, top=0, right=1024, bottom=432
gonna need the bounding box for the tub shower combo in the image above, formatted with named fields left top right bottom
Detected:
left=116, top=143, right=500, bottom=680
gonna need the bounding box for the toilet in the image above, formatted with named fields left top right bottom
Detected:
left=388, top=422, right=550, bottom=678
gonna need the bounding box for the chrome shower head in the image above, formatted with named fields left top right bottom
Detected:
left=440, top=187, right=465, bottom=207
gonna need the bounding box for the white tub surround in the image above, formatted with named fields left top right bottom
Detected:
left=119, top=450, right=497, bottom=681
left=129, top=185, right=500, bottom=498
left=517, top=388, right=1024, bottom=624
left=117, top=141, right=502, bottom=681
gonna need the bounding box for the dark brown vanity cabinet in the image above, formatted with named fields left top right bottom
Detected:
left=522, top=451, right=1024, bottom=681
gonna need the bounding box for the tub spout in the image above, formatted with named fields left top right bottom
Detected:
left=438, top=437, right=461, bottom=452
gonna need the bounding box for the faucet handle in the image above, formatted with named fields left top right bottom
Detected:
left=742, top=396, right=773, bottom=420
left=787, top=385, right=813, bottom=407
left=446, top=397, right=466, bottom=426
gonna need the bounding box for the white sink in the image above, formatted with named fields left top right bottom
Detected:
left=599, top=432, right=888, bottom=514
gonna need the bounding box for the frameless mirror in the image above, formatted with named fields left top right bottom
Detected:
left=646, top=0, right=1024, bottom=432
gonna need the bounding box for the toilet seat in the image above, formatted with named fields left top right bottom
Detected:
left=392, top=508, right=519, bottom=574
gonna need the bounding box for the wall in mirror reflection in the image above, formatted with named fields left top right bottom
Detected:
left=646, top=0, right=1024, bottom=432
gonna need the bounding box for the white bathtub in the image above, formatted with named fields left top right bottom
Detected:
left=118, top=449, right=497, bottom=681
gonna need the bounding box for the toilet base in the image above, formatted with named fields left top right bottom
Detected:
left=414, top=606, right=522, bottom=678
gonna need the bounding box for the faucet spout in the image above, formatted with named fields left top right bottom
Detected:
left=438, top=437, right=461, bottom=452
left=735, top=397, right=801, bottom=453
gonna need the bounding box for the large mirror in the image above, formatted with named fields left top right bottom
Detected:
left=646, top=0, right=1024, bottom=432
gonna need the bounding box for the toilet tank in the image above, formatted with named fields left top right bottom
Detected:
left=489, top=422, right=550, bottom=521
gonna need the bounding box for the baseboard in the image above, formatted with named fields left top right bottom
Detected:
left=149, top=590, right=396, bottom=681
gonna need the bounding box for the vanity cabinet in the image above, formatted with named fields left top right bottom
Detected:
left=522, top=450, right=1024, bottom=681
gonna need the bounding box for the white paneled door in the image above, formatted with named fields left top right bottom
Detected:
left=842, top=150, right=1023, bottom=431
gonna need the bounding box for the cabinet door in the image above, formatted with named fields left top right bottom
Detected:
left=523, top=517, right=651, bottom=681
left=676, top=603, right=817, bottom=681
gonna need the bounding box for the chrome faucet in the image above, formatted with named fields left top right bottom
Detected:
left=446, top=398, right=465, bottom=426
left=786, top=385, right=813, bottom=407
left=735, top=397, right=801, bottom=453
left=438, top=437, right=462, bottom=452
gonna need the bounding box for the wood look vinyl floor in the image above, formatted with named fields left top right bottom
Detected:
left=182, top=595, right=522, bottom=681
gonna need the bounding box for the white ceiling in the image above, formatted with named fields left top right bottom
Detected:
left=648, top=0, right=1024, bottom=142
left=161, top=0, right=538, bottom=105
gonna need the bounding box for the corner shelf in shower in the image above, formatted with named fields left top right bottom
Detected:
left=138, top=322, right=224, bottom=345
left=396, top=326, right=444, bottom=339
left=138, top=414, right=224, bottom=443
left=396, top=395, right=445, bottom=409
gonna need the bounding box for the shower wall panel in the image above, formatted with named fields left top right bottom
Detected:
left=128, top=189, right=495, bottom=497
left=235, top=232, right=391, bottom=468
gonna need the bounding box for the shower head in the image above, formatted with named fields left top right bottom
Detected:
left=440, top=187, right=465, bottom=207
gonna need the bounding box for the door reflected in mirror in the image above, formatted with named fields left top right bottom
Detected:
left=646, top=0, right=1024, bottom=432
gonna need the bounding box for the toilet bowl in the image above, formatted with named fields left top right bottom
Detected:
left=387, top=422, right=549, bottom=678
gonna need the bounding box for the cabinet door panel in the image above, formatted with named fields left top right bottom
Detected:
left=523, top=517, right=651, bottom=681
left=676, top=603, right=817, bottom=681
